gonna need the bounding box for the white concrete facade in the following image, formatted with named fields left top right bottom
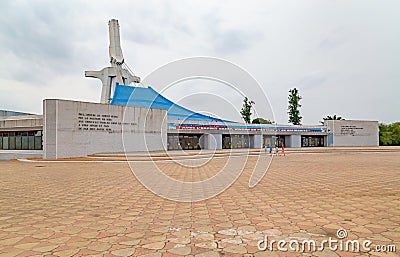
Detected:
left=200, top=134, right=222, bottom=150
left=43, top=99, right=167, bottom=159
left=289, top=135, right=301, bottom=148
left=251, top=134, right=263, bottom=149
left=0, top=115, right=42, bottom=131
left=0, top=105, right=381, bottom=160
left=325, top=120, right=379, bottom=147
left=283, top=135, right=301, bottom=148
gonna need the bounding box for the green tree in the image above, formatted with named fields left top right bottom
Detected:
left=379, top=122, right=400, bottom=146
left=320, top=115, right=344, bottom=124
left=240, top=97, right=255, bottom=123
left=252, top=117, right=274, bottom=124
left=287, top=88, right=302, bottom=125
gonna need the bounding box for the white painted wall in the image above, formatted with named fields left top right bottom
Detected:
left=0, top=115, right=42, bottom=130
left=289, top=135, right=301, bottom=148
left=43, top=99, right=167, bottom=159
left=325, top=120, right=379, bottom=147
left=212, top=134, right=222, bottom=150
left=251, top=134, right=263, bottom=149
left=200, top=133, right=222, bottom=150
left=284, top=135, right=291, bottom=147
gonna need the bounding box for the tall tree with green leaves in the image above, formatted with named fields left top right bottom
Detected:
left=240, top=97, right=255, bottom=123
left=287, top=88, right=302, bottom=125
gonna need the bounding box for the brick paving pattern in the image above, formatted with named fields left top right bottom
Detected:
left=0, top=150, right=399, bottom=256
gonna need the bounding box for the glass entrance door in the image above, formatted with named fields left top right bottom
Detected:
left=222, top=134, right=250, bottom=149
left=167, top=134, right=201, bottom=150
left=301, top=136, right=325, bottom=147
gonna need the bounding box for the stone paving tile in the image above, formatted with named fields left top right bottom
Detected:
left=0, top=150, right=399, bottom=256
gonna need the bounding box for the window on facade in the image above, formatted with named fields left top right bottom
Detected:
left=0, top=130, right=43, bottom=150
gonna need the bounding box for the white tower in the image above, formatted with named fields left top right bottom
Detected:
left=85, top=19, right=140, bottom=104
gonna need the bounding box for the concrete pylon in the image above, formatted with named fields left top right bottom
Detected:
left=85, top=19, right=140, bottom=104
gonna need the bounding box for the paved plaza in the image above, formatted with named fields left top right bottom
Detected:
left=0, top=149, right=399, bottom=257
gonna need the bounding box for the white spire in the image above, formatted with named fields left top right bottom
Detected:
left=108, top=19, right=124, bottom=65
left=85, top=19, right=140, bottom=104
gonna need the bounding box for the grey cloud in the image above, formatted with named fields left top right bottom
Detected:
left=213, top=30, right=253, bottom=54
left=296, top=71, right=327, bottom=91
left=207, top=16, right=263, bottom=55
left=0, top=3, right=77, bottom=83
left=0, top=0, right=399, bottom=124
left=317, top=27, right=346, bottom=51
left=120, top=1, right=193, bottom=46
left=0, top=3, right=73, bottom=61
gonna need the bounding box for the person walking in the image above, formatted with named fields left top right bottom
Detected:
left=275, top=145, right=279, bottom=156
left=269, top=145, right=273, bottom=156
left=282, top=144, right=285, bottom=156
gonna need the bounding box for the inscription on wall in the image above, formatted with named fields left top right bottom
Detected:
left=339, top=125, right=364, bottom=136
left=77, top=112, right=136, bottom=133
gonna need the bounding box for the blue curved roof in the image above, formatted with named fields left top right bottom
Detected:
left=111, top=84, right=233, bottom=122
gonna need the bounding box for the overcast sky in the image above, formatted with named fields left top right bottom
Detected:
left=0, top=0, right=399, bottom=124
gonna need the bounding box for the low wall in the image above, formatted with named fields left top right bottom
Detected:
left=0, top=150, right=43, bottom=160
left=43, top=99, right=167, bottom=159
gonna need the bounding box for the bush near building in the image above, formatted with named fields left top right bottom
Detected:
left=379, top=122, right=400, bottom=146
left=252, top=118, right=274, bottom=124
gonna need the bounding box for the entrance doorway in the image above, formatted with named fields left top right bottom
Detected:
left=301, top=136, right=325, bottom=147
left=222, top=134, right=250, bottom=149
left=263, top=135, right=285, bottom=147
left=167, top=133, right=202, bottom=150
